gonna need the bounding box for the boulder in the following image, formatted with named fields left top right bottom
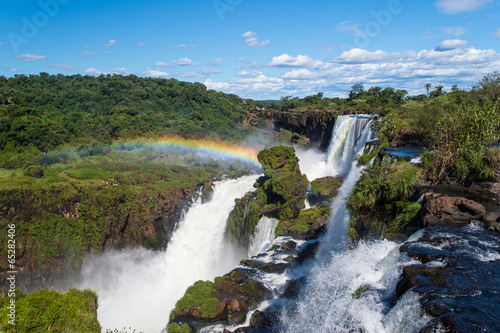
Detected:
left=423, top=196, right=486, bottom=226
left=310, top=176, right=344, bottom=198
left=483, top=212, right=500, bottom=233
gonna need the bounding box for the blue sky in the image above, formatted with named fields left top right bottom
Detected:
left=1, top=0, right=499, bottom=99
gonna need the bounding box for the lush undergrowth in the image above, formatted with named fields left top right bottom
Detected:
left=0, top=288, right=100, bottom=332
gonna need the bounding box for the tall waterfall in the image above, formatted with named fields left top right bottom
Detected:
left=283, top=114, right=400, bottom=332
left=80, top=175, right=258, bottom=333
left=297, top=115, right=373, bottom=180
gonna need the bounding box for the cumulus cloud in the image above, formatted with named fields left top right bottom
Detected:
left=236, top=70, right=262, bottom=78
left=242, top=31, right=270, bottom=47
left=435, top=0, right=494, bottom=14
left=205, top=46, right=500, bottom=99
left=154, top=61, right=172, bottom=68
left=173, top=58, right=200, bottom=66
left=85, top=68, right=104, bottom=75
left=105, top=39, right=117, bottom=47
left=269, top=54, right=330, bottom=69
left=141, top=70, right=171, bottom=78
left=106, top=51, right=116, bottom=55
left=209, top=58, right=224, bottom=66
left=16, top=54, right=47, bottom=62
left=82, top=46, right=96, bottom=56
left=281, top=69, right=318, bottom=79
left=435, top=39, right=468, bottom=51
left=114, top=67, right=131, bottom=75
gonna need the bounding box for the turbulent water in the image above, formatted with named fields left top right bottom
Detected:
left=80, top=175, right=258, bottom=333
left=78, top=114, right=500, bottom=333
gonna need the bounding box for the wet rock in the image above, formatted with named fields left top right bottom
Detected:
left=228, top=311, right=246, bottom=325
left=281, top=240, right=297, bottom=250
left=296, top=241, right=320, bottom=264
left=282, top=276, right=306, bottom=299
left=483, top=212, right=500, bottom=233
left=396, top=265, right=449, bottom=299
left=423, top=196, right=486, bottom=226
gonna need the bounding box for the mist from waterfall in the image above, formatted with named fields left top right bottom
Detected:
left=79, top=175, right=258, bottom=333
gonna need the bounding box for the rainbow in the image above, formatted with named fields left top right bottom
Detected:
left=114, top=137, right=262, bottom=167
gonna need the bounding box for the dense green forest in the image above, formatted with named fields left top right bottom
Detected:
left=0, top=73, right=252, bottom=168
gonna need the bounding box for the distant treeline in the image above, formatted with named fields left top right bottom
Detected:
left=0, top=73, right=250, bottom=155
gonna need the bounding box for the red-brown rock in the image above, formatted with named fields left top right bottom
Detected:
left=423, top=196, right=486, bottom=226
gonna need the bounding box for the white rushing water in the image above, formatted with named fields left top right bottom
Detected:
left=248, top=216, right=279, bottom=258
left=79, top=175, right=258, bottom=333
left=297, top=115, right=372, bottom=180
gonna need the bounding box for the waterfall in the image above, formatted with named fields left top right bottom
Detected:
left=283, top=115, right=384, bottom=331
left=79, top=175, right=258, bottom=333
left=297, top=115, right=372, bottom=180
left=248, top=216, right=279, bottom=258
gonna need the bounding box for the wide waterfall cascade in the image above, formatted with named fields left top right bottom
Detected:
left=80, top=175, right=258, bottom=333
left=248, top=216, right=279, bottom=258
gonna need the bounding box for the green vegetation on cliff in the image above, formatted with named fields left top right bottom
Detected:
left=0, top=289, right=100, bottom=333
left=227, top=146, right=308, bottom=246
left=348, top=159, right=421, bottom=239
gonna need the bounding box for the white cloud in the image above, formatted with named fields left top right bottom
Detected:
left=182, top=72, right=198, bottom=78
left=281, top=69, right=318, bottom=79
left=205, top=46, right=500, bottom=99
left=242, top=31, right=270, bottom=47
left=106, top=51, right=116, bottom=55
left=114, top=67, right=131, bottom=75
left=435, top=0, right=494, bottom=14
left=173, top=58, right=200, bottom=66
left=141, top=70, right=171, bottom=78
left=138, top=42, right=145, bottom=46
left=269, top=54, right=330, bottom=69
left=199, top=68, right=221, bottom=77
left=82, top=46, right=96, bottom=56
left=105, top=39, right=117, bottom=47
left=210, top=58, right=224, bottom=66
left=0, top=42, right=3, bottom=45
left=16, top=54, right=47, bottom=62
left=46, top=64, right=73, bottom=71
left=236, top=70, right=262, bottom=78
left=435, top=39, right=468, bottom=51
left=85, top=68, right=104, bottom=75
left=154, top=61, right=172, bottom=68
left=4, top=68, right=18, bottom=72
left=493, top=28, right=500, bottom=39
left=336, top=21, right=364, bottom=36
left=177, top=44, right=197, bottom=49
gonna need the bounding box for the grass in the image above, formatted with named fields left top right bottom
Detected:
left=0, top=289, right=100, bottom=333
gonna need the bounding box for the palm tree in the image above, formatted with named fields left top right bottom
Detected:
left=425, top=83, right=432, bottom=96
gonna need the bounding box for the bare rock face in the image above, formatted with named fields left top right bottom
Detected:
left=423, top=196, right=486, bottom=226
